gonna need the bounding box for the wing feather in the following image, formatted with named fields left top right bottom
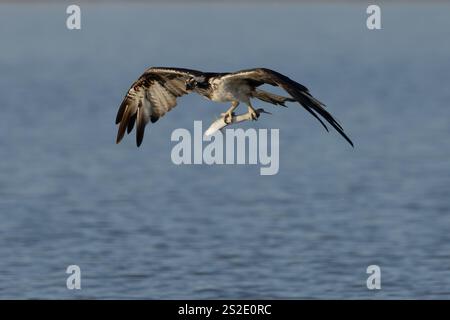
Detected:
left=127, top=113, right=136, bottom=134
left=136, top=100, right=151, bottom=147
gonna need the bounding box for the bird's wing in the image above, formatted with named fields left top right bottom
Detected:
left=115, top=67, right=204, bottom=147
left=221, top=68, right=354, bottom=147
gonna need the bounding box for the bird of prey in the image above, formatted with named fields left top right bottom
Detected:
left=115, top=67, right=354, bottom=147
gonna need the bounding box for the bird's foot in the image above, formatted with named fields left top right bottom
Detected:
left=248, top=108, right=259, bottom=121
left=221, top=111, right=235, bottom=124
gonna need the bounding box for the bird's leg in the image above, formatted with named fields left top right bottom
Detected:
left=246, top=101, right=259, bottom=121
left=221, top=101, right=239, bottom=124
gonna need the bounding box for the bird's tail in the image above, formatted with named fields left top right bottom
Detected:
left=252, top=89, right=295, bottom=107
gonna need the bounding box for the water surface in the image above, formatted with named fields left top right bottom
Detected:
left=0, top=3, right=449, bottom=299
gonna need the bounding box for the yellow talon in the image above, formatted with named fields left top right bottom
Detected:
left=221, top=111, right=235, bottom=124
left=248, top=107, right=258, bottom=121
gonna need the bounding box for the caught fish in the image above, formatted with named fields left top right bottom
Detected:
left=204, top=109, right=271, bottom=137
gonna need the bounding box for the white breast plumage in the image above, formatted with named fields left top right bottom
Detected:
left=210, top=78, right=251, bottom=103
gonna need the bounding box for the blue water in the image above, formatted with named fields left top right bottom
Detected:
left=0, top=3, right=450, bottom=299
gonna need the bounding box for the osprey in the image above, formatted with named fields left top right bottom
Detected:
left=115, top=67, right=354, bottom=147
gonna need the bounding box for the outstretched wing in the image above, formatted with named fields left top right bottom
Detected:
left=221, top=68, right=354, bottom=147
left=115, top=67, right=204, bottom=147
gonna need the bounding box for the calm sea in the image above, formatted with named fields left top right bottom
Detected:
left=0, top=3, right=449, bottom=299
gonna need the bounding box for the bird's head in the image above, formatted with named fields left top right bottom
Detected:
left=185, top=76, right=207, bottom=91
left=185, top=78, right=197, bottom=91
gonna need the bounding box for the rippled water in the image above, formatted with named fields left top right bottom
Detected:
left=0, top=3, right=449, bottom=299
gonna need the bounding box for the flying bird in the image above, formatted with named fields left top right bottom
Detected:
left=115, top=67, right=354, bottom=147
